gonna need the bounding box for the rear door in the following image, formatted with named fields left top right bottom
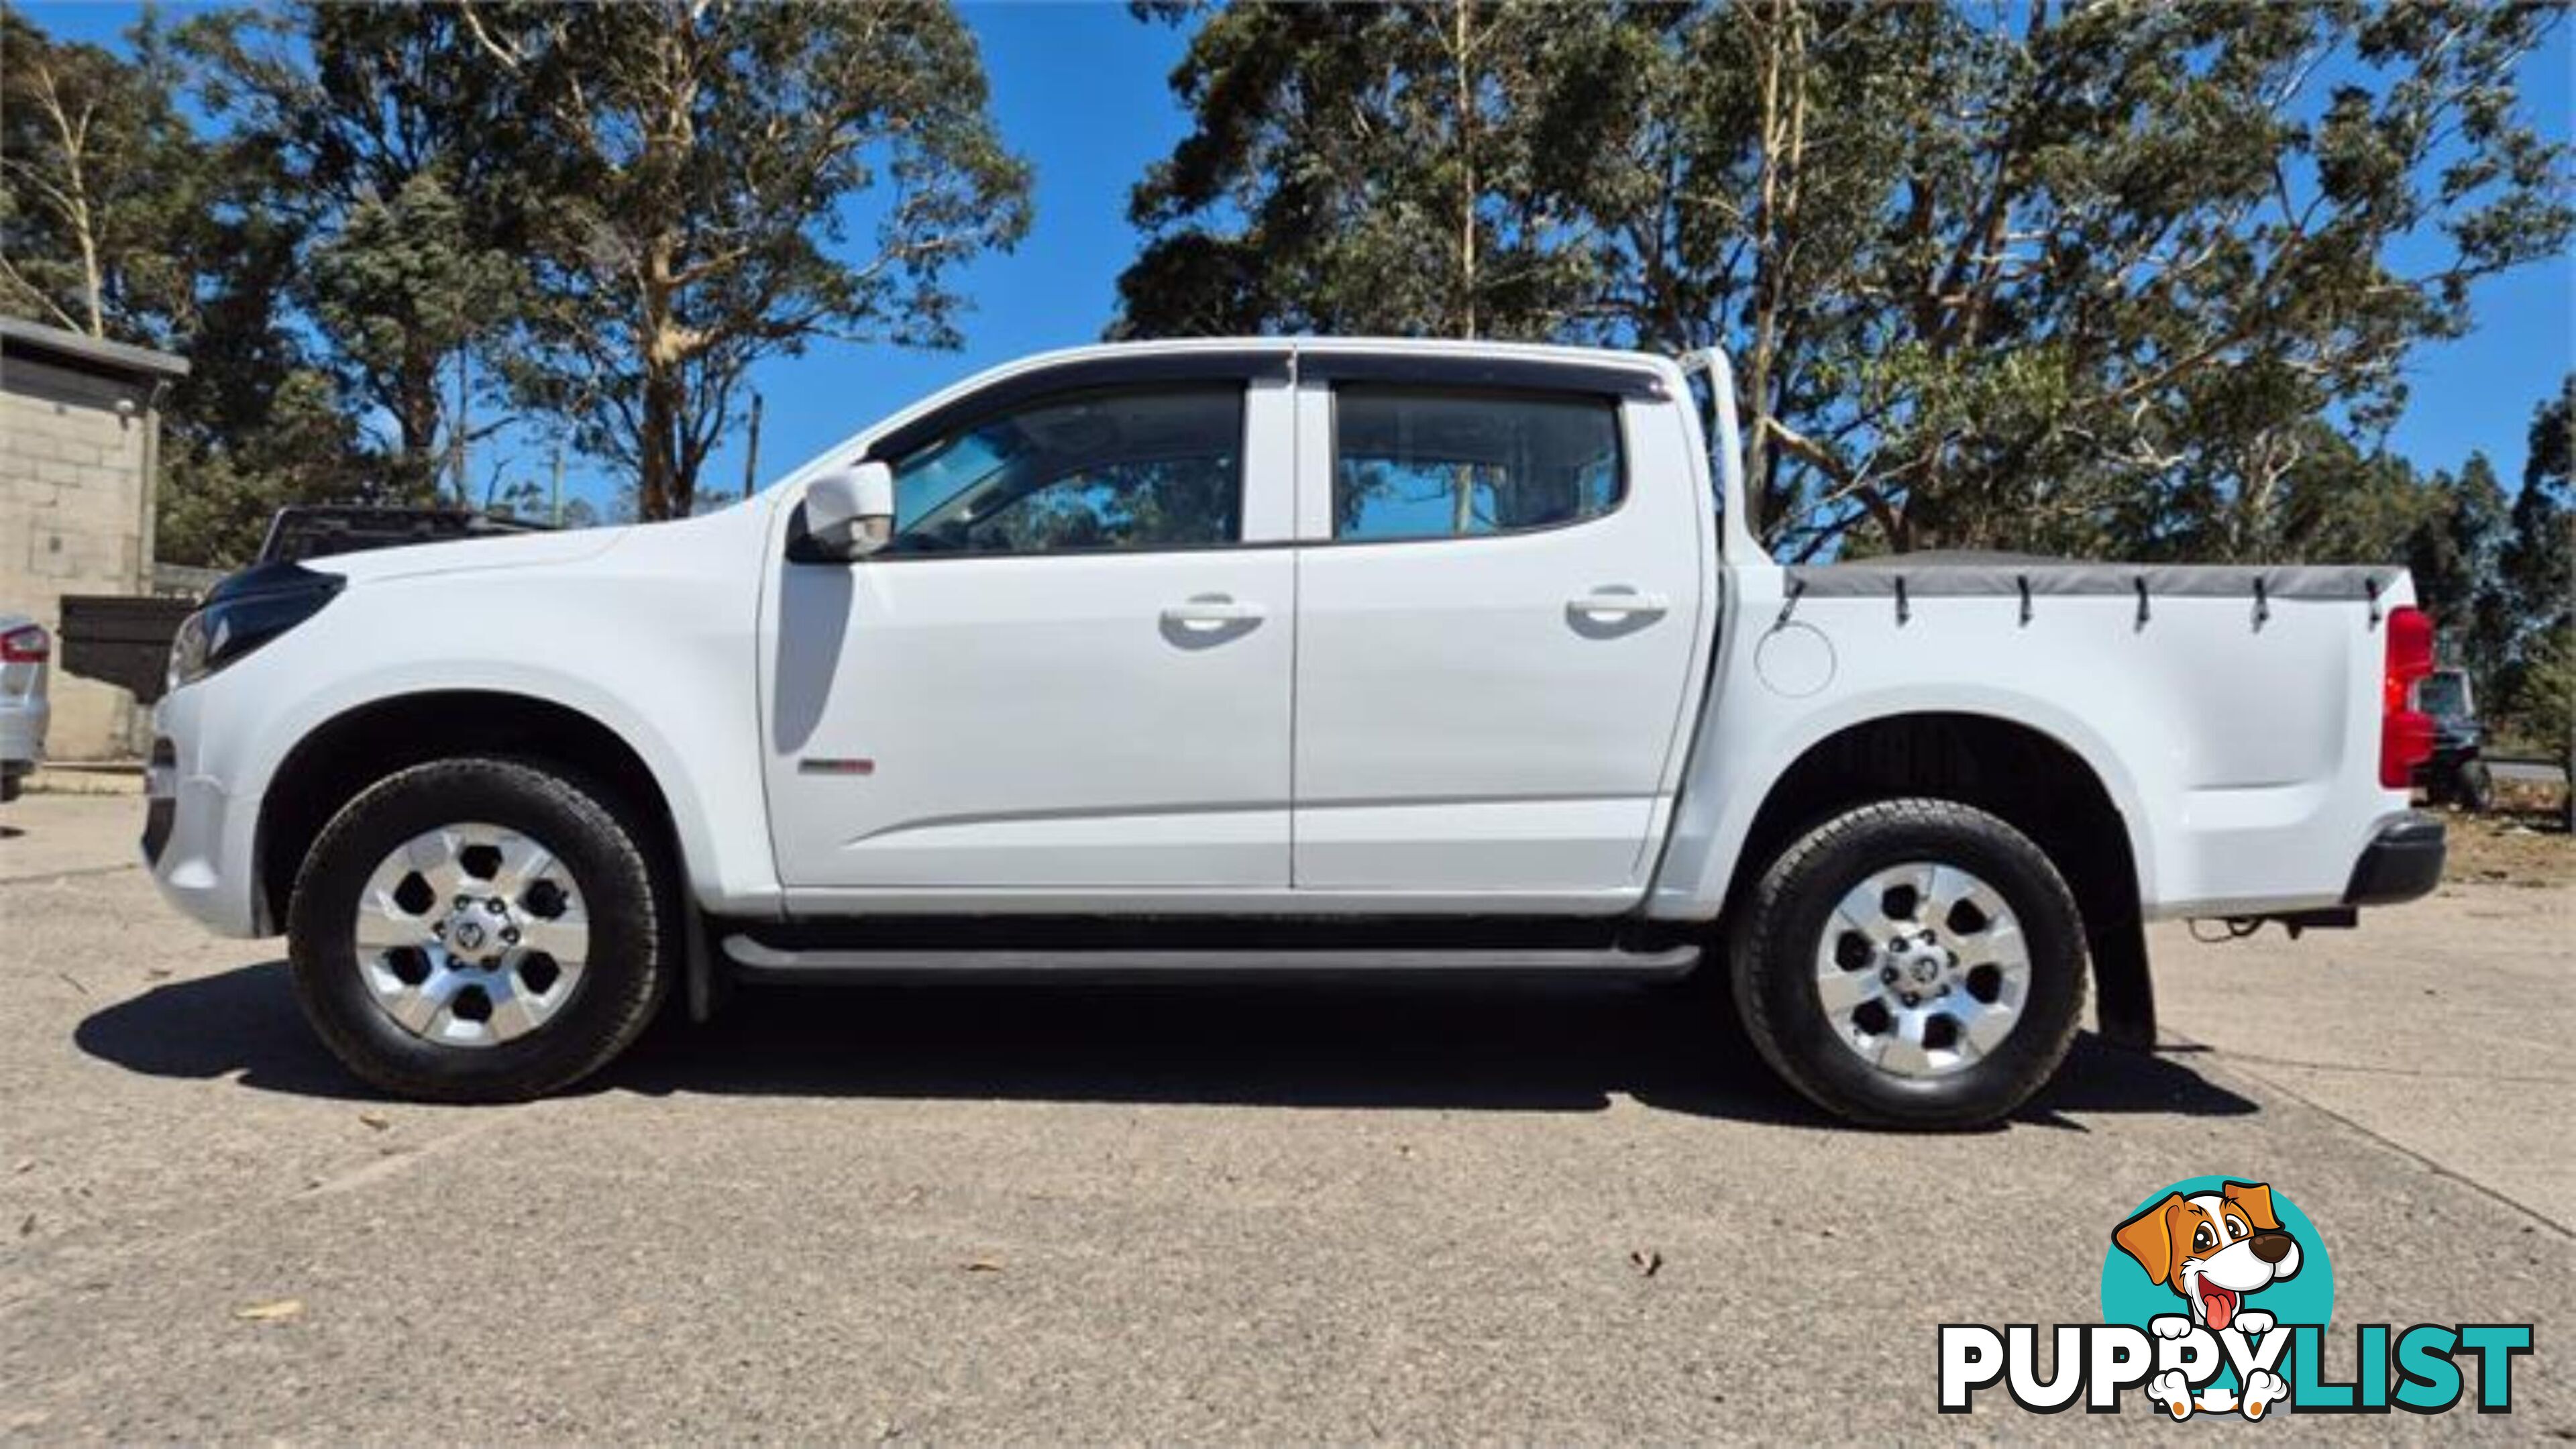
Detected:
left=765, top=362, right=1298, bottom=891
left=1289, top=360, right=1709, bottom=895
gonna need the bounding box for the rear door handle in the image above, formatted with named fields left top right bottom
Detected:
left=1568, top=588, right=1670, bottom=619
left=1161, top=595, right=1267, bottom=628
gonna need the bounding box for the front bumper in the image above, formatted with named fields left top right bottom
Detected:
left=2343, top=812, right=2445, bottom=906
left=143, top=697, right=268, bottom=938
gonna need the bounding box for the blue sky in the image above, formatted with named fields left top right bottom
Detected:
left=28, top=3, right=2576, bottom=518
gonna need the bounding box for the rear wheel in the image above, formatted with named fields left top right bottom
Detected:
left=287, top=757, right=671, bottom=1102
left=1731, top=798, right=2087, bottom=1128
left=2455, top=759, right=2495, bottom=815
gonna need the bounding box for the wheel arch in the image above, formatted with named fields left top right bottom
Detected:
left=253, top=690, right=690, bottom=935
left=1713, top=710, right=2156, bottom=1049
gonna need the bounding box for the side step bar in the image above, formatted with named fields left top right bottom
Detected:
left=720, top=934, right=1703, bottom=981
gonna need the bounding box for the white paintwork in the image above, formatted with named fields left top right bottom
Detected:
left=759, top=362, right=1298, bottom=889
left=144, top=336, right=2415, bottom=950
left=1644, top=574, right=2412, bottom=922
left=1287, top=387, right=1714, bottom=891
left=0, top=613, right=49, bottom=773
left=763, top=547, right=1295, bottom=888
left=800, top=461, right=896, bottom=559
left=146, top=506, right=780, bottom=935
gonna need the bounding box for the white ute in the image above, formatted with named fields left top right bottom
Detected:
left=144, top=339, right=2447, bottom=1126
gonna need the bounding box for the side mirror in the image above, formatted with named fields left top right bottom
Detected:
left=803, top=462, right=896, bottom=560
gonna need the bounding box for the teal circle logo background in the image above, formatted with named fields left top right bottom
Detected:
left=2099, top=1177, right=2335, bottom=1362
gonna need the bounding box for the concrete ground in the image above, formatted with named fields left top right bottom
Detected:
left=2, top=791, right=2569, bottom=1442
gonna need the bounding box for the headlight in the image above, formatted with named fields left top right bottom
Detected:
left=165, top=610, right=211, bottom=694
left=166, top=561, right=345, bottom=693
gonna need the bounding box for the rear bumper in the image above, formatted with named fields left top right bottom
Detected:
left=0, top=697, right=46, bottom=767
left=2343, top=812, right=2445, bottom=906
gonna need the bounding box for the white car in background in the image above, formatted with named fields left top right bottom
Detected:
left=1, top=614, right=48, bottom=802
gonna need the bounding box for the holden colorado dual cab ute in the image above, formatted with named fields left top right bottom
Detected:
left=144, top=339, right=2447, bottom=1126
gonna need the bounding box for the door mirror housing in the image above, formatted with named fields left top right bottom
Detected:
left=803, top=462, right=896, bottom=560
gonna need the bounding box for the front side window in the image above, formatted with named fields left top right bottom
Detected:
left=885, top=386, right=1243, bottom=555
left=1332, top=386, right=1622, bottom=542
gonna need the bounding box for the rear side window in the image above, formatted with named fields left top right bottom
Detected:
left=1332, top=387, right=1622, bottom=542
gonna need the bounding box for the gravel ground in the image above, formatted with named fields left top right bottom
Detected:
left=2440, top=804, right=2575, bottom=888
left=1, top=793, right=2569, bottom=1442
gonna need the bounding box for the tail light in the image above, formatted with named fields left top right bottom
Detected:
left=2379, top=606, right=2435, bottom=789
left=0, top=625, right=46, bottom=663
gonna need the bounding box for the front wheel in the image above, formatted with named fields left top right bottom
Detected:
left=287, top=757, right=672, bottom=1102
left=1729, top=798, right=2088, bottom=1129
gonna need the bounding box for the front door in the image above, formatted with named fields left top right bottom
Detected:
left=765, top=379, right=1294, bottom=890
left=1291, top=378, right=1706, bottom=894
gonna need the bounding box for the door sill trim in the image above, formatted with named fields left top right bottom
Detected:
left=720, top=934, right=1701, bottom=981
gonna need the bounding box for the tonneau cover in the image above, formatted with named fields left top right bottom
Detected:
left=1784, top=551, right=2400, bottom=603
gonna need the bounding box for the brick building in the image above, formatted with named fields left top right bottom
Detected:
left=1, top=317, right=189, bottom=760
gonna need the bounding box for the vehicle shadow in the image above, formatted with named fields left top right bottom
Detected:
left=75, top=959, right=2259, bottom=1127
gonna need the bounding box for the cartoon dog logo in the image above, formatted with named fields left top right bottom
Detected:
left=2112, top=1181, right=2302, bottom=1420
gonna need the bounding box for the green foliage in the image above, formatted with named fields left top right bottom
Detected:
left=155, top=369, right=374, bottom=568
left=459, top=0, right=1034, bottom=519
left=1119, top=0, right=2573, bottom=569
left=8, top=1, right=1032, bottom=545
left=2, top=8, right=376, bottom=569
left=2401, top=380, right=2575, bottom=751
left=184, top=3, right=535, bottom=502
left=2513, top=623, right=2575, bottom=759
left=300, top=171, right=523, bottom=501
left=483, top=477, right=598, bottom=529
left=0, top=8, right=204, bottom=339
left=2488, top=377, right=2573, bottom=749
left=1117, top=1, right=1641, bottom=341
left=1116, top=0, right=2572, bottom=745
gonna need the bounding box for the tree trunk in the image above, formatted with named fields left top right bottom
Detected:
left=639, top=361, right=686, bottom=521
left=392, top=354, right=445, bottom=503
left=450, top=346, right=472, bottom=507
left=1742, top=0, right=1805, bottom=539
left=36, top=70, right=107, bottom=337
left=1449, top=0, right=1479, bottom=532
left=73, top=205, right=103, bottom=338
left=1452, top=0, right=1479, bottom=343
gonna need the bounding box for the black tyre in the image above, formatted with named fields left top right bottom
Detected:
left=1730, top=798, right=2087, bottom=1129
left=2456, top=759, right=2495, bottom=815
left=287, top=757, right=672, bottom=1102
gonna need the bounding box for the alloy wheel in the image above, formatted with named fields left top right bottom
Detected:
left=352, top=822, right=590, bottom=1047
left=1813, top=861, right=2031, bottom=1078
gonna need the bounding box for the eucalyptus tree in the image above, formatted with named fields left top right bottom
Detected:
left=458, top=0, right=1033, bottom=520
left=1116, top=0, right=1643, bottom=341
left=0, top=9, right=206, bottom=339
left=1, top=9, right=370, bottom=568
left=1118, top=1, right=2573, bottom=564
left=184, top=3, right=536, bottom=502
left=2496, top=378, right=2574, bottom=744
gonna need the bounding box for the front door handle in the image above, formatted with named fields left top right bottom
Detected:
left=1568, top=588, right=1670, bottom=619
left=1161, top=594, right=1268, bottom=629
